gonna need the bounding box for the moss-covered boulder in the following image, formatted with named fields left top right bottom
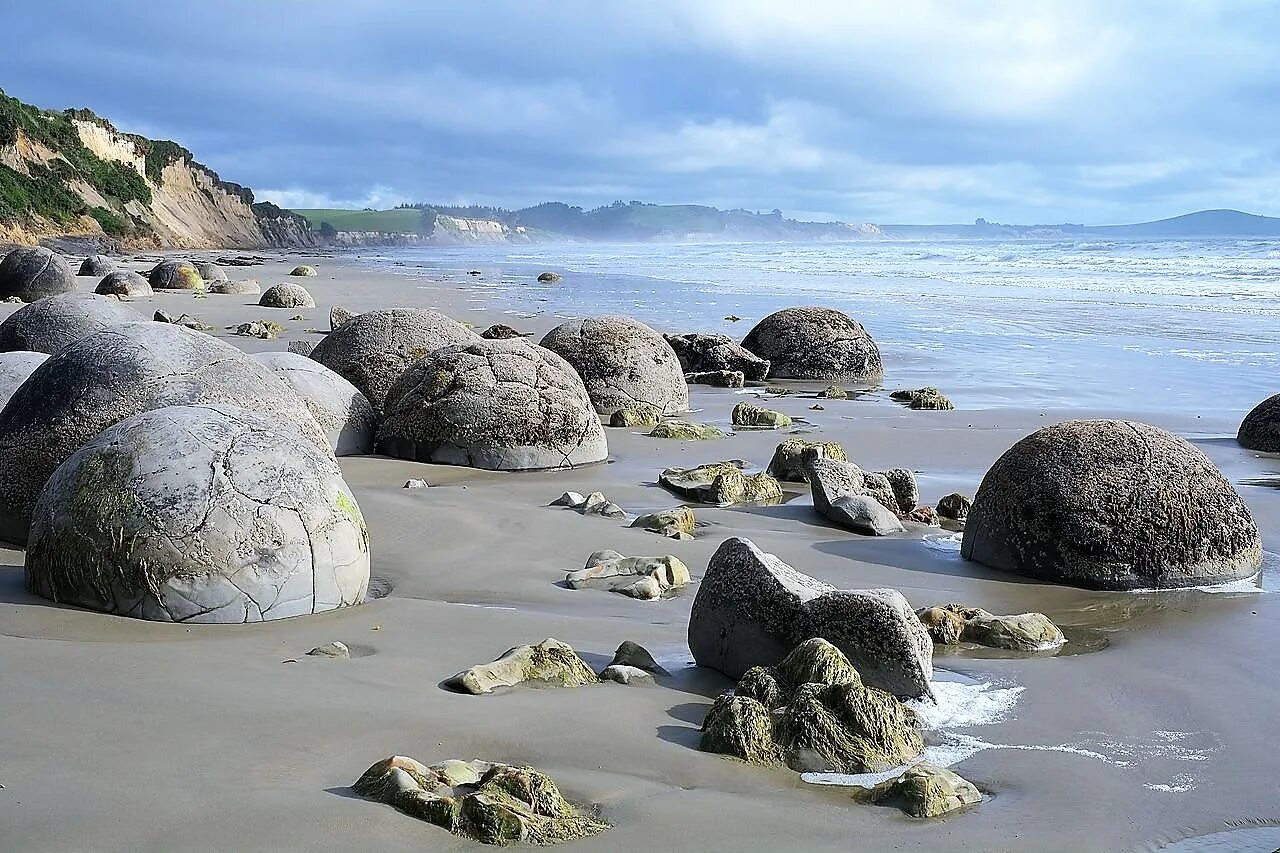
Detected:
left=659, top=460, right=782, bottom=505
left=890, top=388, right=954, bottom=410
left=629, top=506, right=696, bottom=538
left=820, top=384, right=848, bottom=399
left=918, top=603, right=1064, bottom=651
left=915, top=607, right=967, bottom=645
left=209, top=278, right=261, bottom=295
left=609, top=404, right=660, bottom=428
left=648, top=420, right=725, bottom=440
left=353, top=756, right=607, bottom=845
left=148, top=259, right=204, bottom=291
left=0, top=247, right=76, bottom=302
left=732, top=402, right=791, bottom=428
left=766, top=438, right=848, bottom=482
left=444, top=638, right=597, bottom=694
left=289, top=264, right=317, bottom=276
left=864, top=762, right=981, bottom=818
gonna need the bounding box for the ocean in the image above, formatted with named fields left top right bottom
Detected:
left=359, top=238, right=1280, bottom=416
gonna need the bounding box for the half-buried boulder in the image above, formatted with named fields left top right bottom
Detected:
left=741, top=306, right=882, bottom=381
left=95, top=271, right=152, bottom=297
left=289, top=264, right=317, bottom=276
left=1238, top=393, right=1280, bottom=452
left=540, top=315, right=688, bottom=416
left=0, top=322, right=328, bottom=545
left=193, top=261, right=228, bottom=283
left=648, top=420, right=725, bottom=441
left=148, top=259, right=204, bottom=291
left=260, top=282, right=316, bottom=309
left=78, top=254, right=116, bottom=276
left=444, top=638, right=597, bottom=694
left=25, top=404, right=369, bottom=622
left=664, top=332, right=770, bottom=381
left=917, top=604, right=1065, bottom=651
left=309, top=307, right=480, bottom=415
left=378, top=338, right=607, bottom=470
left=209, top=278, right=261, bottom=295
left=659, top=460, right=782, bottom=505
left=0, top=292, right=139, bottom=354
left=731, top=401, right=791, bottom=428
left=0, top=247, right=77, bottom=301
left=253, top=351, right=376, bottom=455
left=961, top=419, right=1261, bottom=590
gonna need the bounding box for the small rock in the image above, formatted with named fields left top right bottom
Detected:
left=890, top=387, right=955, bottom=410
left=685, top=370, right=745, bottom=388
left=827, top=493, right=905, bottom=536
left=630, top=507, right=696, bottom=538
left=289, top=265, right=317, bottom=276
left=820, top=384, right=848, bottom=399
left=732, top=401, right=791, bottom=428
left=608, top=640, right=669, bottom=675
left=648, top=420, right=726, bottom=441
left=599, top=664, right=653, bottom=684
left=403, top=479, right=429, bottom=489
left=307, top=641, right=351, bottom=659
left=903, top=505, right=940, bottom=525
left=917, top=603, right=1065, bottom=651
left=864, top=762, right=981, bottom=818
left=287, top=339, right=316, bottom=356
left=766, top=438, right=848, bottom=483
left=330, top=305, right=355, bottom=330
left=444, top=638, right=597, bottom=694
left=479, top=323, right=531, bottom=340
left=567, top=551, right=691, bottom=599
left=936, top=492, right=971, bottom=521
left=234, top=320, right=284, bottom=339
left=725, top=314, right=741, bottom=322
left=550, top=491, right=586, bottom=508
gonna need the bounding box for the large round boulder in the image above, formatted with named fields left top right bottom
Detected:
left=378, top=338, right=608, bottom=470
left=0, top=292, right=139, bottom=354
left=1237, top=394, right=1280, bottom=452
left=78, top=254, right=116, bottom=276
left=962, top=419, right=1262, bottom=590
left=260, top=282, right=315, bottom=308
left=95, top=271, right=153, bottom=297
left=26, top=404, right=369, bottom=622
left=539, top=315, right=688, bottom=416
left=0, top=247, right=77, bottom=302
left=0, top=322, right=328, bottom=545
left=741, top=306, right=883, bottom=381
left=0, top=350, right=47, bottom=409
left=309, top=308, right=480, bottom=415
left=253, top=352, right=375, bottom=456
left=148, top=260, right=204, bottom=291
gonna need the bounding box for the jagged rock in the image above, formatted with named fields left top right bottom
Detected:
left=0, top=350, right=46, bottom=409
left=860, top=472, right=901, bottom=515
left=95, top=271, right=152, bottom=297
left=308, top=641, right=351, bottom=659
left=309, top=307, right=480, bottom=415
left=915, top=607, right=967, bottom=645
left=153, top=310, right=213, bottom=331
left=820, top=384, right=848, bottom=399
left=26, top=404, right=369, bottom=621
left=536, top=271, right=562, bottom=283
left=378, top=338, right=607, bottom=470
left=766, top=439, right=848, bottom=482
left=78, top=254, right=116, bottom=276
left=648, top=420, right=725, bottom=440
left=609, top=404, right=660, bottom=428
left=444, top=638, right=597, bottom=694
left=864, top=763, right=981, bottom=818
left=962, top=419, right=1261, bottom=590
left=290, top=264, right=317, bottom=276
left=330, top=305, right=355, bottom=330
left=890, top=387, right=955, bottom=410
left=550, top=491, right=587, bottom=507
left=807, top=457, right=904, bottom=535
left=903, top=506, right=940, bottom=525
left=806, top=455, right=865, bottom=516
left=0, top=292, right=139, bottom=354
left=566, top=550, right=690, bottom=599
left=0, top=322, right=328, bottom=545
left=479, top=323, right=529, bottom=340
left=540, top=315, right=688, bottom=416
left=936, top=492, right=971, bottom=521
left=148, top=259, right=204, bottom=291
left=599, top=664, right=652, bottom=684
left=194, top=261, right=229, bottom=283
left=918, top=604, right=1065, bottom=651
left=254, top=351, right=376, bottom=456
left=287, top=339, right=316, bottom=357
left=630, top=507, right=696, bottom=538
left=732, top=401, right=791, bottom=428
left=235, top=320, right=284, bottom=339
left=404, top=478, right=429, bottom=489
left=741, top=307, right=882, bottom=381
left=0, top=247, right=76, bottom=301
left=209, top=278, right=261, bottom=295
left=260, top=282, right=316, bottom=308
left=607, top=640, right=668, bottom=675
left=881, top=468, right=920, bottom=512
left=685, top=370, right=745, bottom=388
left=688, top=537, right=932, bottom=698
left=659, top=461, right=782, bottom=505
left=352, top=756, right=607, bottom=845
left=663, top=332, right=770, bottom=381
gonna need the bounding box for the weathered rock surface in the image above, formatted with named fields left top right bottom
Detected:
left=962, top=419, right=1261, bottom=589
left=329, top=305, right=356, bottom=330
left=659, top=461, right=782, bottom=505
left=148, top=259, right=204, bottom=291
left=254, top=351, right=376, bottom=455
left=826, top=494, right=905, bottom=536
left=607, top=640, right=668, bottom=675
left=917, top=603, right=1065, bottom=651
left=378, top=338, right=607, bottom=470
left=890, top=387, right=955, bottom=410
left=309, top=307, right=480, bottom=415
left=95, top=271, right=152, bottom=297
left=287, top=339, right=316, bottom=357
left=741, top=307, right=882, bottom=381
left=732, top=401, right=791, bottom=428
left=550, top=491, right=626, bottom=517
left=599, top=664, right=652, bottom=684
left=234, top=320, right=284, bottom=339
left=78, top=254, right=116, bottom=276
left=540, top=315, right=688, bottom=416
left=689, top=537, right=932, bottom=698
left=536, top=271, right=562, bottom=283
left=648, top=420, right=725, bottom=440
left=686, top=370, right=745, bottom=388
left=936, top=492, right=971, bottom=521
left=0, top=350, right=46, bottom=410
left=609, top=404, right=660, bottom=428
left=26, top=404, right=369, bottom=622
left=444, top=638, right=597, bottom=694
left=0, top=292, right=138, bottom=354
left=864, top=762, right=981, bottom=818
left=1237, top=393, right=1280, bottom=452
left=209, top=278, right=261, bottom=295
left=566, top=550, right=690, bottom=599
left=308, top=641, right=351, bottom=659
left=664, top=332, right=770, bottom=381
left=882, top=468, right=920, bottom=514
left=153, top=310, right=213, bottom=331
left=478, top=323, right=530, bottom=340
left=766, top=438, right=847, bottom=482
left=820, top=384, right=848, bottom=399
left=807, top=457, right=905, bottom=535
left=260, top=282, right=316, bottom=308
left=0, top=247, right=77, bottom=302
left=630, top=507, right=697, bottom=539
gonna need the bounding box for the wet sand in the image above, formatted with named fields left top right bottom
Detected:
left=0, top=253, right=1277, bottom=851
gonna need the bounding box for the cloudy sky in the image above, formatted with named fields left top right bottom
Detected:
left=2, top=1, right=1278, bottom=224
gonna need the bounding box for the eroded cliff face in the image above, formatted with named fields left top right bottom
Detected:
left=324, top=215, right=530, bottom=247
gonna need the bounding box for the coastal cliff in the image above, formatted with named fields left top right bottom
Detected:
left=0, top=90, right=314, bottom=249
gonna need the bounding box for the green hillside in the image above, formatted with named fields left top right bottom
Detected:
left=293, top=208, right=427, bottom=234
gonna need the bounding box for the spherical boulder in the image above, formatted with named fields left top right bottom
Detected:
left=0, top=292, right=140, bottom=354
left=539, top=315, right=688, bottom=416
left=260, top=282, right=315, bottom=308
left=0, top=247, right=77, bottom=302
left=253, top=351, right=376, bottom=455
left=148, top=260, right=204, bottom=291
left=209, top=278, right=261, bottom=295
left=961, top=419, right=1261, bottom=590
left=78, top=254, right=116, bottom=276
left=0, top=350, right=47, bottom=409
left=741, top=306, right=883, bottom=381
left=290, top=265, right=317, bottom=276
left=26, top=404, right=369, bottom=622
left=0, top=322, right=328, bottom=545
left=378, top=338, right=608, bottom=470
left=193, top=261, right=228, bottom=283
left=95, top=271, right=153, bottom=297
left=309, top=307, right=480, bottom=415
left=1237, top=394, right=1280, bottom=452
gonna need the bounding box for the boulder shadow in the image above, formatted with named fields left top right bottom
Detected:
left=811, top=537, right=1038, bottom=584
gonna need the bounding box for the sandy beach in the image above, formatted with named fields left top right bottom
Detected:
left=0, top=252, right=1277, bottom=852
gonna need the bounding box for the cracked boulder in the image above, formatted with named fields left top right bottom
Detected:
left=309, top=307, right=479, bottom=415
left=353, top=756, right=608, bottom=845
left=148, top=259, right=204, bottom=291
left=445, top=638, right=598, bottom=694
left=0, top=292, right=140, bottom=355
left=260, top=282, right=315, bottom=309
left=0, top=350, right=46, bottom=409
left=540, top=315, right=688, bottom=416
left=962, top=419, right=1262, bottom=590
left=659, top=460, right=782, bottom=505
left=25, top=404, right=369, bottom=622
left=95, top=271, right=153, bottom=297
left=0, top=321, right=328, bottom=545
left=254, top=351, right=376, bottom=455
left=689, top=537, right=932, bottom=698
left=78, top=254, right=116, bottom=276
left=566, top=549, right=690, bottom=599
left=741, top=306, right=882, bottom=381
left=0, top=247, right=77, bottom=302
left=378, top=338, right=607, bottom=470
left=664, top=332, right=770, bottom=381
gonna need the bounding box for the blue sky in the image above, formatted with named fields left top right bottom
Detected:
left=2, top=1, right=1278, bottom=224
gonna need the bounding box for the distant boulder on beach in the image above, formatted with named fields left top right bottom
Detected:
left=742, top=306, right=882, bottom=381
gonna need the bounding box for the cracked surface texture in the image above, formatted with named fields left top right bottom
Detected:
left=260, top=282, right=316, bottom=308
left=0, top=292, right=140, bottom=354
left=253, top=351, right=375, bottom=455
left=962, top=418, right=1262, bottom=589
left=377, top=338, right=607, bottom=471
left=540, top=315, right=688, bottom=416
left=0, top=321, right=329, bottom=545
left=741, top=306, right=883, bottom=381
left=0, top=247, right=76, bottom=301
left=309, top=307, right=479, bottom=415
left=25, top=404, right=369, bottom=622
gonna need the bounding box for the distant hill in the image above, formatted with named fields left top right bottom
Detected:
left=879, top=209, right=1280, bottom=239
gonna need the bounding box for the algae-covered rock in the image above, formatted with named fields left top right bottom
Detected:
left=290, top=264, right=317, bottom=276
left=149, top=259, right=204, bottom=291
left=629, top=506, right=696, bottom=538
left=821, top=384, right=848, bottom=399
left=890, top=387, right=955, bottom=410
left=537, top=271, right=561, bottom=283
left=918, top=603, right=1065, bottom=651
left=235, top=320, right=284, bottom=339
left=209, top=278, right=261, bottom=295
left=915, top=607, right=967, bottom=645
left=648, top=420, right=726, bottom=441
left=566, top=550, right=690, bottom=599
left=659, top=461, right=782, bottom=505
left=353, top=756, right=607, bottom=845
left=864, top=762, right=981, bottom=818
left=732, top=401, right=791, bottom=429
left=699, top=694, right=783, bottom=766
left=445, top=638, right=597, bottom=694
left=766, top=438, right=848, bottom=482
left=609, top=404, right=660, bottom=428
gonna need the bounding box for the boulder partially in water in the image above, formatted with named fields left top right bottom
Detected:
left=0, top=247, right=77, bottom=302
left=741, top=306, right=882, bottom=381
left=540, top=315, right=688, bottom=416
left=566, top=550, right=690, bottom=599
left=917, top=603, right=1065, bottom=651
left=1238, top=393, right=1280, bottom=452
left=863, top=762, right=981, bottom=818
left=732, top=401, right=791, bottom=428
